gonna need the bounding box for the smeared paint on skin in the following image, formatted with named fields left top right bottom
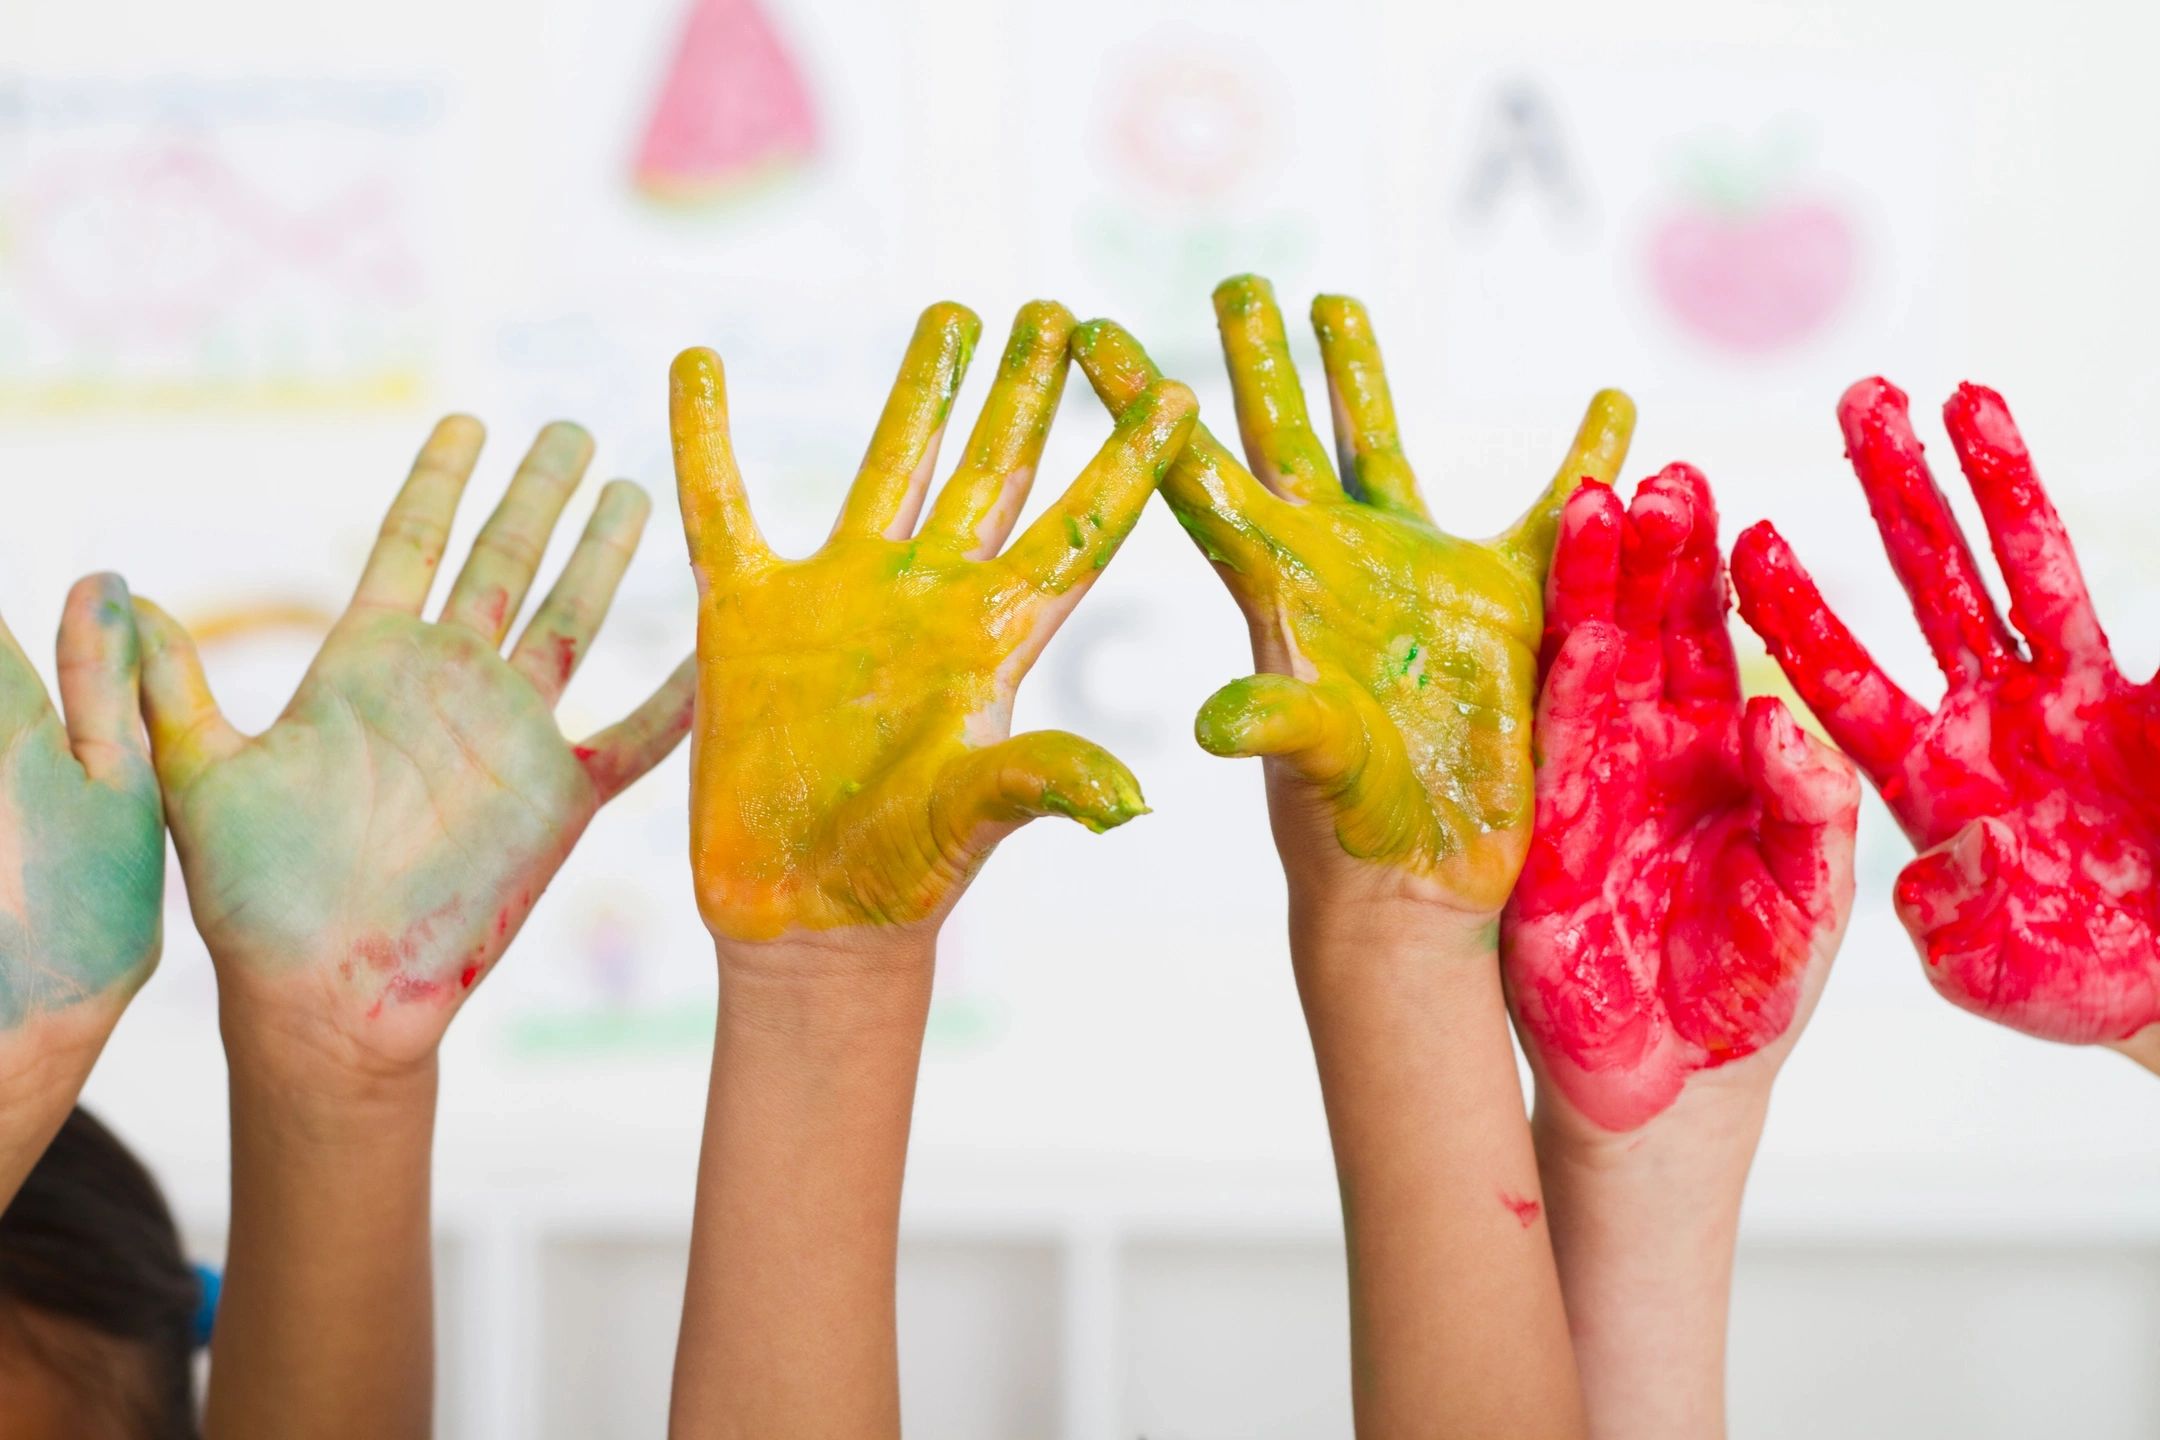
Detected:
left=1504, top=472, right=1858, bottom=1131
left=133, top=416, right=696, bottom=1070
left=1499, top=1191, right=1543, bottom=1228
left=1068, top=277, right=1637, bottom=912
left=672, top=302, right=1193, bottom=941
left=0, top=577, right=164, bottom=1027
left=1733, top=379, right=2160, bottom=1045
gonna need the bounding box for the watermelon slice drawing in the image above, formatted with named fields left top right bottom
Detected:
left=634, top=0, right=820, bottom=203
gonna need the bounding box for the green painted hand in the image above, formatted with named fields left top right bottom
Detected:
left=0, top=575, right=163, bottom=1044
left=675, top=301, right=1197, bottom=942
left=1073, top=276, right=1635, bottom=914
left=134, top=420, right=693, bottom=1074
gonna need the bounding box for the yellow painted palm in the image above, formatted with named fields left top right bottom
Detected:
left=675, top=302, right=1196, bottom=942
left=1073, top=276, right=1635, bottom=913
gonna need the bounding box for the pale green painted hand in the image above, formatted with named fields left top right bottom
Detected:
left=1073, top=277, right=1635, bottom=914
left=0, top=575, right=163, bottom=1039
left=135, top=420, right=694, bottom=1074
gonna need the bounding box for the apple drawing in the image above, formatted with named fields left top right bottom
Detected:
left=1646, top=132, right=1857, bottom=355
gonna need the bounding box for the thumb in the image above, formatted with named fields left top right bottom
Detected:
left=1743, top=695, right=1859, bottom=925
left=931, top=731, right=1149, bottom=850
left=55, top=573, right=151, bottom=786
left=1194, top=673, right=1366, bottom=788
left=1893, top=815, right=2015, bottom=999
left=132, top=598, right=243, bottom=792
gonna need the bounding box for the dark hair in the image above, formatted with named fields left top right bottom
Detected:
left=0, top=1107, right=199, bottom=1440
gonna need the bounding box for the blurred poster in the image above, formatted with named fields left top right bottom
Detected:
left=1421, top=51, right=1963, bottom=421
left=1017, top=0, right=1386, bottom=373
left=0, top=76, right=440, bottom=412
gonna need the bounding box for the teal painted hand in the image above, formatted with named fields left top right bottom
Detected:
left=0, top=575, right=163, bottom=1045
left=134, top=420, right=693, bottom=1075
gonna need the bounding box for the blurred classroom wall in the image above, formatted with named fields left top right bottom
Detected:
left=5, top=0, right=2159, bottom=1433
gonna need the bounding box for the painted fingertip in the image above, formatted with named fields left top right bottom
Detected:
left=1193, top=677, right=1285, bottom=758
left=1942, top=381, right=2024, bottom=454
left=1836, top=375, right=1920, bottom=456
left=431, top=412, right=487, bottom=447
left=1044, top=767, right=1150, bottom=833
left=596, top=477, right=653, bottom=518
left=669, top=349, right=730, bottom=420
left=1211, top=273, right=1275, bottom=314
left=1308, top=292, right=1369, bottom=337
left=918, top=300, right=984, bottom=350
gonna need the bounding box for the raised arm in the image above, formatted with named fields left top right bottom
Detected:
left=1503, top=471, right=1859, bottom=1439
left=667, top=301, right=1194, bottom=1438
left=1074, top=275, right=1633, bottom=1439
left=135, top=419, right=690, bottom=1440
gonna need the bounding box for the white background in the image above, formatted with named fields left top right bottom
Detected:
left=5, top=0, right=2160, bottom=1434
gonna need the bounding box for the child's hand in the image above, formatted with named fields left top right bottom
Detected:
left=674, top=302, right=1195, bottom=945
left=1733, top=380, right=2160, bottom=1061
left=133, top=420, right=692, bottom=1078
left=1504, top=471, right=1858, bottom=1133
left=0, top=576, right=163, bottom=1108
left=1071, top=275, right=1635, bottom=917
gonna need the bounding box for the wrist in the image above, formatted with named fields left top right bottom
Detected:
left=225, top=1027, right=440, bottom=1151
left=715, top=929, right=937, bottom=1045
left=1533, top=1075, right=1768, bottom=1222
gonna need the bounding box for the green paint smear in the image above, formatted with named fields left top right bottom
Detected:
left=0, top=747, right=163, bottom=1026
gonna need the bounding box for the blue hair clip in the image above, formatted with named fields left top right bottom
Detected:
left=191, top=1264, right=221, bottom=1350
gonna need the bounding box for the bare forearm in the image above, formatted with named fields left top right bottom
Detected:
left=1292, top=898, right=1585, bottom=1440
left=206, top=1050, right=438, bottom=1440
left=1532, top=1089, right=1767, bottom=1440
left=670, top=946, right=934, bottom=1440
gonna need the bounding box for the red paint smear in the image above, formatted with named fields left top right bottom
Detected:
left=1735, top=380, right=2160, bottom=1046
left=552, top=633, right=579, bottom=687
left=459, top=964, right=481, bottom=989
left=1505, top=468, right=1860, bottom=1131
left=480, top=585, right=510, bottom=634
left=1499, top=1191, right=1542, bottom=1228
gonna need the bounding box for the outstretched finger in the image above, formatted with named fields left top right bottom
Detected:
left=1743, top=695, right=1860, bottom=926
left=1004, top=380, right=1196, bottom=602
left=1069, top=319, right=1293, bottom=588
left=1942, top=383, right=2109, bottom=670
left=1639, top=463, right=1739, bottom=703
left=1311, top=294, right=1424, bottom=516
left=1211, top=275, right=1342, bottom=504
left=1838, top=377, right=2015, bottom=683
left=55, top=573, right=149, bottom=785
left=930, top=731, right=1149, bottom=852
left=1541, top=481, right=1624, bottom=672
left=351, top=415, right=486, bottom=614
left=1730, top=521, right=1929, bottom=795
left=575, top=658, right=696, bottom=805
left=509, top=480, right=652, bottom=706
left=1500, top=388, right=1637, bottom=572
left=671, top=347, right=772, bottom=579
left=831, top=302, right=980, bottom=542
left=131, top=598, right=244, bottom=793
left=440, top=421, right=595, bottom=643
left=1613, top=479, right=1692, bottom=701
left=1195, top=673, right=1364, bottom=778
left=1518, top=620, right=1628, bottom=905
left=920, top=301, right=1074, bottom=557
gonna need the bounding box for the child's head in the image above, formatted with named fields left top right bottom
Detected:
left=0, top=1108, right=199, bottom=1440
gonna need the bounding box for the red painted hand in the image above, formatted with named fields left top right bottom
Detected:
left=1503, top=467, right=1858, bottom=1131
left=1733, top=379, right=2160, bottom=1051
